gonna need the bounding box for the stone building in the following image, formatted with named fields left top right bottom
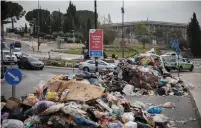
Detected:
left=103, top=20, right=188, bottom=42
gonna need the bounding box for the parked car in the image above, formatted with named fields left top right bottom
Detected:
left=12, top=48, right=22, bottom=58
left=2, top=50, right=18, bottom=64
left=161, top=54, right=194, bottom=72
left=78, top=60, right=116, bottom=72
left=17, top=56, right=44, bottom=70
left=14, top=41, right=22, bottom=50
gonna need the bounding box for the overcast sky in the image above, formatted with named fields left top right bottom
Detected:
left=5, top=0, right=201, bottom=28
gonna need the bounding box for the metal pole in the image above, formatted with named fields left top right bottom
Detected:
left=121, top=0, right=125, bottom=58
left=1, top=39, right=5, bottom=80
left=94, top=0, right=98, bottom=73
left=10, top=44, right=15, bottom=97
left=178, top=54, right=180, bottom=77
left=37, top=0, right=40, bottom=50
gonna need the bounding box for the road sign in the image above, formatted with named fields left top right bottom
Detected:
left=176, top=48, right=181, bottom=54
left=89, top=29, right=103, bottom=57
left=4, top=68, right=22, bottom=86
left=172, top=40, right=179, bottom=48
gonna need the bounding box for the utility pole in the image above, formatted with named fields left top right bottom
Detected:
left=94, top=0, right=98, bottom=73
left=37, top=0, right=40, bottom=50
left=121, top=0, right=125, bottom=58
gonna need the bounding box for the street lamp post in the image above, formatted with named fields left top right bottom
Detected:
left=121, top=0, right=125, bottom=58
left=94, top=0, right=98, bottom=74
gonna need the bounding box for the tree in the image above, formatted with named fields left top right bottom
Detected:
left=135, top=24, right=149, bottom=48
left=50, top=11, right=64, bottom=32
left=140, top=36, right=151, bottom=48
left=153, top=28, right=164, bottom=43
left=24, top=23, right=27, bottom=33
left=25, top=9, right=50, bottom=34
left=1, top=1, right=26, bottom=28
left=63, top=1, right=78, bottom=32
left=136, top=24, right=148, bottom=36
left=187, top=12, right=201, bottom=57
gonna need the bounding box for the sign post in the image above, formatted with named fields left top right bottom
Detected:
left=172, top=40, right=181, bottom=77
left=89, top=29, right=103, bottom=73
left=4, top=68, right=22, bottom=97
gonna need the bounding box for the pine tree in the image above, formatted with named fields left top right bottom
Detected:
left=187, top=12, right=201, bottom=57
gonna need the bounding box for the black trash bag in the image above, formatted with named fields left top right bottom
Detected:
left=40, top=115, right=52, bottom=124
left=8, top=108, right=24, bottom=121
left=1, top=96, right=7, bottom=102
left=23, top=108, right=33, bottom=119
left=76, top=72, right=97, bottom=79
left=88, top=78, right=102, bottom=86
left=157, top=88, right=166, bottom=96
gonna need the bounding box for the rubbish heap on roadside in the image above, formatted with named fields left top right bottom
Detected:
left=99, top=49, right=193, bottom=96
left=1, top=49, right=194, bottom=128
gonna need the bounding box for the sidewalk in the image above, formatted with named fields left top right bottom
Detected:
left=173, top=72, right=201, bottom=125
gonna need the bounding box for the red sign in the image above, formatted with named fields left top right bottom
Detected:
left=89, top=29, right=103, bottom=51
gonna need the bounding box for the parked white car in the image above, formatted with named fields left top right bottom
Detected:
left=2, top=50, right=18, bottom=64
left=79, top=60, right=116, bottom=72
left=12, top=48, right=22, bottom=58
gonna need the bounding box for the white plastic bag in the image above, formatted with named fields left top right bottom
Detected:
left=121, top=112, right=135, bottom=122
left=122, top=84, right=136, bottom=96
left=125, top=121, right=137, bottom=128
left=153, top=114, right=169, bottom=123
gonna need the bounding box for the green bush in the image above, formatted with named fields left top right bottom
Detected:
left=112, top=53, right=116, bottom=58
left=52, top=32, right=58, bottom=39
left=58, top=31, right=64, bottom=37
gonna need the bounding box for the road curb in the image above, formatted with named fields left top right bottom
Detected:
left=188, top=89, right=201, bottom=126
left=44, top=66, right=78, bottom=70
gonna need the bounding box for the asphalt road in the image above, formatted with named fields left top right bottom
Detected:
left=1, top=66, right=79, bottom=99
left=5, top=39, right=31, bottom=53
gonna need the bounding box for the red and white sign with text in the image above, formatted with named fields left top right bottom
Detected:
left=89, top=29, right=103, bottom=57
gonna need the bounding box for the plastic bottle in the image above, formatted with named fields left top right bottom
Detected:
left=147, top=106, right=162, bottom=114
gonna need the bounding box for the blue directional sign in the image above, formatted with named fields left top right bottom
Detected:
left=172, top=40, right=179, bottom=48
left=176, top=48, right=181, bottom=55
left=89, top=51, right=103, bottom=57
left=4, top=68, right=22, bottom=86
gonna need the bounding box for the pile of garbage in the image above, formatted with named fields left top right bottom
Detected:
left=1, top=74, right=178, bottom=128
left=99, top=50, right=193, bottom=96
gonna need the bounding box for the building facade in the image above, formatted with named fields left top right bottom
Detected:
left=104, top=20, right=188, bottom=42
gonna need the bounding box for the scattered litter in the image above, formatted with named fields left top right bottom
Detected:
left=1, top=49, right=195, bottom=128
left=159, top=102, right=176, bottom=108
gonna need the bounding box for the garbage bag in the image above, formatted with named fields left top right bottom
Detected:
left=159, top=102, right=176, bottom=108
left=88, top=78, right=102, bottom=86
left=73, top=114, right=98, bottom=128
left=152, top=114, right=169, bottom=123
left=32, top=101, right=56, bottom=114
left=122, top=84, right=136, bottom=96
left=125, top=121, right=137, bottom=128
left=108, top=121, right=123, bottom=128
left=121, top=112, right=135, bottom=122
left=2, top=119, right=24, bottom=128
left=130, top=100, right=146, bottom=109
left=76, top=71, right=97, bottom=79
left=41, top=103, right=65, bottom=115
